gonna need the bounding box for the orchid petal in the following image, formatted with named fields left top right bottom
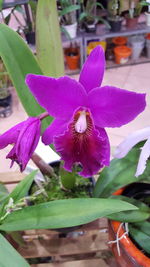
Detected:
left=16, top=118, right=41, bottom=171
left=0, top=121, right=25, bottom=149
left=135, top=137, right=150, bottom=177
left=114, top=127, right=150, bottom=158
left=79, top=46, right=105, bottom=93
left=88, top=86, right=146, bottom=128
left=54, top=113, right=110, bottom=178
left=6, top=146, right=17, bottom=168
left=96, top=126, right=110, bottom=166
left=42, top=119, right=68, bottom=145
left=26, top=74, right=87, bottom=119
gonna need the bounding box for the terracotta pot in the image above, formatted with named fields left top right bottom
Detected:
left=65, top=48, right=80, bottom=70
left=108, top=220, right=150, bottom=267
left=109, top=185, right=150, bottom=267
left=112, top=37, right=127, bottom=46
left=114, top=46, right=132, bottom=64
left=125, top=16, right=139, bottom=29
left=145, top=34, right=150, bottom=58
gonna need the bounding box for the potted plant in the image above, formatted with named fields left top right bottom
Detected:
left=124, top=0, right=150, bottom=29
left=0, top=59, right=12, bottom=118
left=0, top=46, right=146, bottom=237
left=1, top=1, right=37, bottom=44
left=58, top=0, right=80, bottom=39
left=78, top=0, right=109, bottom=33
left=107, top=0, right=123, bottom=32
left=64, top=42, right=80, bottom=70
left=93, top=128, right=150, bottom=266
left=0, top=1, right=147, bottom=264
left=23, top=0, right=37, bottom=44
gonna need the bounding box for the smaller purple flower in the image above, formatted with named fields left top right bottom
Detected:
left=0, top=117, right=41, bottom=171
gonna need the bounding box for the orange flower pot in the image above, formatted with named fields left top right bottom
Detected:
left=109, top=188, right=150, bottom=267
left=108, top=221, right=150, bottom=267
left=114, top=46, right=132, bottom=64
left=112, top=37, right=127, bottom=46
left=65, top=48, right=80, bottom=70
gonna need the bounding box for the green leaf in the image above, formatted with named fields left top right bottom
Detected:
left=79, top=12, right=89, bottom=21
left=0, top=0, right=3, bottom=10
left=93, top=147, right=150, bottom=198
left=0, top=234, right=29, bottom=267
left=0, top=171, right=37, bottom=216
left=9, top=170, right=38, bottom=203
left=59, top=5, right=80, bottom=16
left=0, top=198, right=137, bottom=232
left=129, top=224, right=150, bottom=254
left=107, top=195, right=150, bottom=222
left=60, top=167, right=76, bottom=189
left=36, top=0, right=64, bottom=77
left=0, top=24, right=52, bottom=130
left=0, top=183, right=9, bottom=203
left=133, top=221, right=150, bottom=236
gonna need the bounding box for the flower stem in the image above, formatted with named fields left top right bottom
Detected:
left=38, top=111, right=49, bottom=120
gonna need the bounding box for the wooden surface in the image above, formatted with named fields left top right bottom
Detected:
left=18, top=219, right=108, bottom=258
left=31, top=258, right=109, bottom=267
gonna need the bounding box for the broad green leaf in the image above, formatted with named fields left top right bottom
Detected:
left=9, top=170, right=38, bottom=202
left=0, top=234, right=29, bottom=267
left=107, top=195, right=150, bottom=222
left=129, top=224, right=150, bottom=254
left=36, top=0, right=64, bottom=76
left=107, top=209, right=149, bottom=223
left=0, top=24, right=52, bottom=130
left=133, top=221, right=150, bottom=236
left=0, top=198, right=137, bottom=231
left=0, top=171, right=37, bottom=216
left=93, top=148, right=150, bottom=198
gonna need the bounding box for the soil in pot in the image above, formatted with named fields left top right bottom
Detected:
left=109, top=183, right=150, bottom=267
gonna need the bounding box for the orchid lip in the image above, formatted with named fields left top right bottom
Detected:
left=75, top=110, right=87, bottom=133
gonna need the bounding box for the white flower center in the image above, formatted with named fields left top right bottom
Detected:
left=75, top=111, right=87, bottom=133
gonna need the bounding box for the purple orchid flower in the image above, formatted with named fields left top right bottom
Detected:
left=0, top=117, right=41, bottom=171
left=26, top=46, right=146, bottom=177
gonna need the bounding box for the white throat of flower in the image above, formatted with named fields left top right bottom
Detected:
left=75, top=110, right=87, bottom=133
